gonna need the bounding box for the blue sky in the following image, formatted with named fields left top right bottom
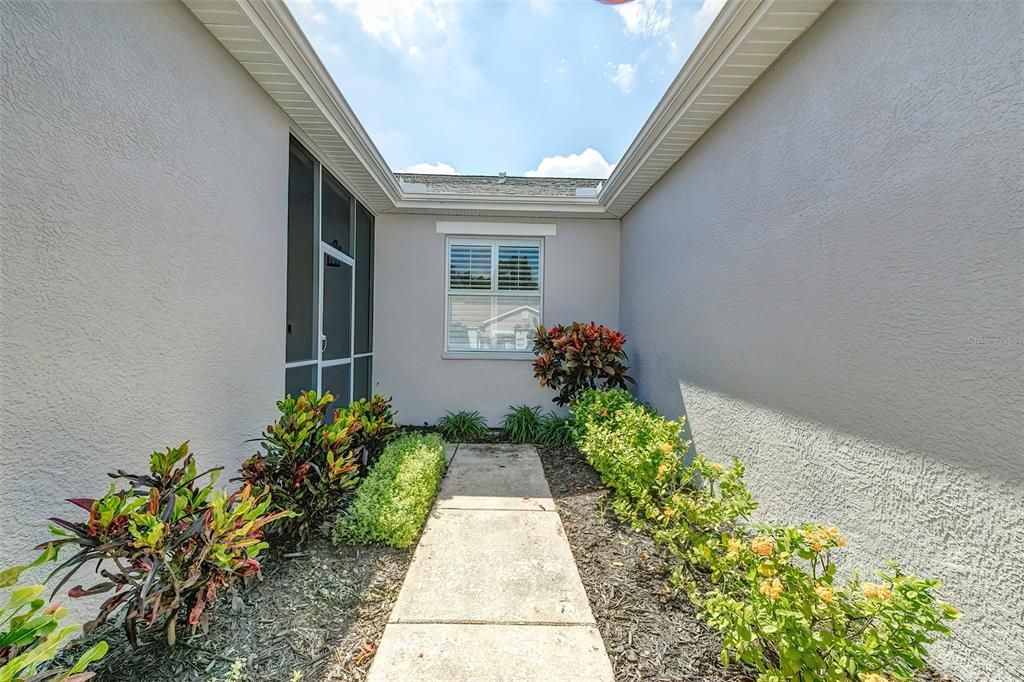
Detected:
left=286, top=0, right=722, bottom=177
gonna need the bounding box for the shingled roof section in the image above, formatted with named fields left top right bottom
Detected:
left=394, top=173, right=604, bottom=198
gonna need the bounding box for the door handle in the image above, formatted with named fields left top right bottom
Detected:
left=321, top=334, right=328, bottom=353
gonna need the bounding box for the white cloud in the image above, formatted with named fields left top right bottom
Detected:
left=606, top=63, right=636, bottom=94
left=614, top=0, right=672, bottom=37
left=694, top=0, right=725, bottom=33
left=400, top=161, right=458, bottom=175
left=330, top=0, right=451, bottom=49
left=329, top=0, right=479, bottom=88
left=524, top=148, right=615, bottom=179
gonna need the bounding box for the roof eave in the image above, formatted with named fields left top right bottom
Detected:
left=186, top=0, right=832, bottom=219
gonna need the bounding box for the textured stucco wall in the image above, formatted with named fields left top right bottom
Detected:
left=373, top=215, right=620, bottom=425
left=619, top=1, right=1023, bottom=679
left=0, top=0, right=289, bottom=585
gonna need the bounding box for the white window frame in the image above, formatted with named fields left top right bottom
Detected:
left=444, top=236, right=544, bottom=359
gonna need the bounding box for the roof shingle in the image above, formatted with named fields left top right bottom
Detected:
left=395, top=173, right=603, bottom=198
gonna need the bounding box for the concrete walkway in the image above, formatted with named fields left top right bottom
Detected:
left=367, top=443, right=615, bottom=682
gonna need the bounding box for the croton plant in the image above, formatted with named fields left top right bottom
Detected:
left=239, top=392, right=395, bottom=536
left=532, top=321, right=635, bottom=406
left=43, top=443, right=290, bottom=646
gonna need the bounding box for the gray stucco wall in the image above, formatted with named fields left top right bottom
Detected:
left=619, top=2, right=1022, bottom=679
left=0, top=0, right=289, bottom=587
left=373, top=215, right=620, bottom=425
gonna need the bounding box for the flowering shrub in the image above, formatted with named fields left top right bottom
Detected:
left=532, top=322, right=634, bottom=406
left=1, top=548, right=107, bottom=681
left=570, top=388, right=959, bottom=681
left=240, top=391, right=361, bottom=536
left=334, top=434, right=447, bottom=548
left=45, top=443, right=289, bottom=646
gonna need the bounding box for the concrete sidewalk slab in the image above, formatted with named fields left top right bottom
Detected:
left=389, top=508, right=593, bottom=625
left=369, top=623, right=614, bottom=682
left=367, top=444, right=613, bottom=682
left=435, top=443, right=553, bottom=511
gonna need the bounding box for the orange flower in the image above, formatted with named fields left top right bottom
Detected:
left=860, top=582, right=893, bottom=601
left=759, top=577, right=783, bottom=600
left=751, top=536, right=775, bottom=557
left=659, top=442, right=674, bottom=453
left=801, top=529, right=824, bottom=552
left=814, top=585, right=834, bottom=603
left=861, top=675, right=892, bottom=682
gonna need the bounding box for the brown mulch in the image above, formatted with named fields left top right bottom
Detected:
left=539, top=445, right=751, bottom=682
left=55, top=534, right=412, bottom=682
left=538, top=446, right=957, bottom=682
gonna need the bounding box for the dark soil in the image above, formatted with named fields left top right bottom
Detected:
left=539, top=445, right=751, bottom=682
left=398, top=424, right=508, bottom=444
left=55, top=534, right=412, bottom=682
left=538, top=446, right=957, bottom=682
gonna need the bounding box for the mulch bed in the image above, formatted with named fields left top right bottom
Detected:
left=538, top=446, right=956, bottom=682
left=539, top=445, right=750, bottom=682
left=55, top=534, right=412, bottom=682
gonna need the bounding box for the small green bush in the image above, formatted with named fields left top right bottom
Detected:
left=334, top=434, right=447, bottom=548
left=570, top=388, right=959, bottom=681
left=536, top=412, right=575, bottom=448
left=436, top=410, right=488, bottom=442
left=501, top=405, right=542, bottom=443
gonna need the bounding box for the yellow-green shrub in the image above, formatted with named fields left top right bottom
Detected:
left=333, top=434, right=446, bottom=548
left=570, top=388, right=958, bottom=681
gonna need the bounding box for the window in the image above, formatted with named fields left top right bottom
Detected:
left=446, top=237, right=542, bottom=354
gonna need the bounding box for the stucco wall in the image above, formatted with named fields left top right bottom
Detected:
left=619, top=1, right=1022, bottom=679
left=0, top=0, right=289, bottom=584
left=373, top=215, right=620, bottom=425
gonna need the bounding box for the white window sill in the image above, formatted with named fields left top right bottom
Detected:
left=442, top=352, right=535, bottom=361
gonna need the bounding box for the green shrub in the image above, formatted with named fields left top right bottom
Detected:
left=334, top=434, right=447, bottom=548
left=536, top=412, right=575, bottom=448
left=436, top=410, right=488, bottom=442
left=532, top=322, right=635, bottom=406
left=1, top=549, right=107, bottom=681
left=347, top=395, right=397, bottom=468
left=240, top=391, right=361, bottom=536
left=572, top=388, right=689, bottom=521
left=46, top=443, right=291, bottom=646
left=501, top=405, right=542, bottom=443
left=570, top=388, right=958, bottom=681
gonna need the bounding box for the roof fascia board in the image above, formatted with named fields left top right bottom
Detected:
left=236, top=0, right=403, bottom=206
left=598, top=0, right=760, bottom=211
left=598, top=0, right=833, bottom=216
left=393, top=197, right=607, bottom=216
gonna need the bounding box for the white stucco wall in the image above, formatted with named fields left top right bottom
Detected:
left=373, top=215, right=620, bottom=425
left=619, top=1, right=1022, bottom=679
left=0, top=0, right=289, bottom=583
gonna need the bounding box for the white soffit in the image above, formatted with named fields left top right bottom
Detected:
left=599, top=0, right=834, bottom=218
left=182, top=0, right=400, bottom=215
